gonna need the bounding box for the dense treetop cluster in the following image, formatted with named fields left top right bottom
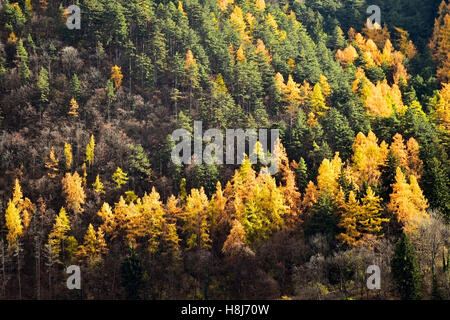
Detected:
left=0, top=0, right=448, bottom=300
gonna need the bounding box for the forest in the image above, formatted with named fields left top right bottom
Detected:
left=0, top=0, right=449, bottom=300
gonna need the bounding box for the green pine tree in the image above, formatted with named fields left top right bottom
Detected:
left=391, top=233, right=422, bottom=300
left=120, top=244, right=144, bottom=300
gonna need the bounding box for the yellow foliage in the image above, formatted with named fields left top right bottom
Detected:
left=92, top=174, right=105, bottom=194
left=218, top=0, right=234, bottom=11
left=7, top=32, right=18, bottom=44
left=317, top=153, right=343, bottom=196
left=388, top=168, right=429, bottom=233
left=184, top=49, right=197, bottom=70
left=5, top=200, right=23, bottom=251
left=47, top=207, right=70, bottom=261
left=110, top=65, right=123, bottom=89
left=62, top=172, right=86, bottom=214
left=255, top=0, right=265, bottom=11
left=45, top=147, right=59, bottom=178
left=255, top=39, right=271, bottom=62
left=77, top=224, right=108, bottom=265
left=236, top=45, right=246, bottom=64
left=68, top=98, right=79, bottom=117
left=302, top=181, right=319, bottom=212
left=85, top=134, right=95, bottom=167
left=64, top=143, right=72, bottom=170
left=222, top=219, right=247, bottom=256
left=352, top=131, right=388, bottom=187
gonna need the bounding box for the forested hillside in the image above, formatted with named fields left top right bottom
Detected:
left=0, top=0, right=449, bottom=300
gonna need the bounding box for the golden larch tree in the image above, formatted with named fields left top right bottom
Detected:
left=388, top=168, right=429, bottom=233
left=12, top=178, right=34, bottom=229
left=406, top=137, right=423, bottom=179
left=222, top=219, right=247, bottom=256
left=85, top=134, right=95, bottom=167
left=62, top=172, right=86, bottom=214
left=360, top=186, right=388, bottom=238
left=47, top=207, right=71, bottom=261
left=77, top=224, right=108, bottom=265
left=5, top=200, right=23, bottom=251
left=390, top=133, right=408, bottom=169
left=64, top=143, right=72, bottom=170
left=111, top=65, right=123, bottom=89
left=337, top=191, right=361, bottom=247
left=45, top=147, right=59, bottom=178
left=112, top=167, right=128, bottom=189
left=430, top=1, right=450, bottom=83
left=183, top=188, right=211, bottom=250
left=68, top=98, right=79, bottom=117
left=352, top=131, right=389, bottom=187
left=92, top=174, right=105, bottom=194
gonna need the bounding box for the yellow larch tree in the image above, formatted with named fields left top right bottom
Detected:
left=214, top=73, right=228, bottom=94
left=255, top=39, right=271, bottom=62
left=319, top=75, right=331, bottom=100
left=64, top=142, right=72, bottom=170
left=274, top=72, right=286, bottom=96
left=92, top=174, right=105, bottom=194
left=388, top=168, right=429, bottom=233
left=68, top=98, right=79, bottom=117
left=183, top=188, right=211, bottom=250
left=184, top=49, right=199, bottom=111
left=166, top=195, right=182, bottom=224
left=229, top=5, right=248, bottom=42
left=406, top=137, right=423, bottom=179
left=99, top=197, right=137, bottom=243
left=317, top=153, right=343, bottom=196
left=430, top=1, right=450, bottom=83
left=390, top=133, right=408, bottom=169
left=134, top=188, right=166, bottom=253
left=112, top=167, right=128, bottom=189
left=395, top=27, right=417, bottom=59
left=336, top=45, right=359, bottom=66
left=364, top=81, right=395, bottom=117
left=408, top=175, right=429, bottom=221
left=273, top=140, right=301, bottom=227
left=7, top=31, right=18, bottom=44
left=137, top=188, right=180, bottom=255
left=352, top=131, right=389, bottom=188
left=222, top=219, right=247, bottom=256
left=12, top=178, right=23, bottom=206
left=236, top=45, right=246, bottom=64
left=77, top=224, right=107, bottom=265
left=362, top=24, right=391, bottom=49
left=218, top=0, right=233, bottom=11
left=242, top=171, right=287, bottom=245
left=284, top=75, right=301, bottom=128
left=301, top=181, right=319, bottom=213
left=85, top=134, right=95, bottom=167
left=111, top=65, right=123, bottom=89
left=209, top=181, right=229, bottom=234
left=45, top=146, right=59, bottom=178
left=337, top=187, right=388, bottom=247
left=359, top=186, right=388, bottom=239
left=255, top=0, right=265, bottom=12
left=12, top=178, right=34, bottom=229
left=5, top=200, right=23, bottom=251
left=61, top=172, right=86, bottom=214
left=97, top=202, right=114, bottom=235
left=308, top=83, right=329, bottom=125
left=47, top=207, right=71, bottom=261
left=82, top=162, right=87, bottom=187
left=266, top=13, right=280, bottom=35
left=337, top=191, right=361, bottom=247
left=431, top=83, right=450, bottom=134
